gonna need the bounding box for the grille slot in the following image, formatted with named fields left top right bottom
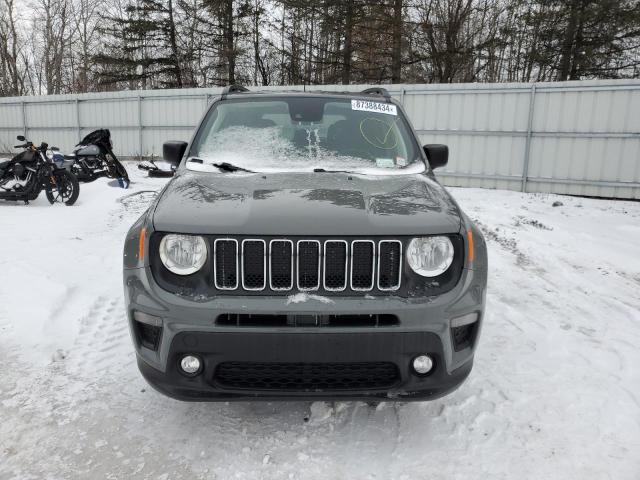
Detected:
left=214, top=361, right=400, bottom=391
left=323, top=241, right=348, bottom=291
left=217, top=313, right=288, bottom=327
left=216, top=313, right=399, bottom=327
left=378, top=240, right=402, bottom=291
left=214, top=239, right=238, bottom=290
left=325, top=314, right=398, bottom=327
left=297, top=240, right=321, bottom=291
left=269, top=240, right=293, bottom=290
left=241, top=239, right=266, bottom=290
left=351, top=240, right=375, bottom=291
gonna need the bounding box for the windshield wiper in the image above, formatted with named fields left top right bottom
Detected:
left=313, top=168, right=361, bottom=174
left=213, top=162, right=254, bottom=173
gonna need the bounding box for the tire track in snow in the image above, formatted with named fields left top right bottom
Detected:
left=68, top=296, right=130, bottom=379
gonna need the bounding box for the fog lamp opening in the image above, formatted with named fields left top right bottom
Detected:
left=412, top=355, right=434, bottom=375
left=180, top=355, right=202, bottom=376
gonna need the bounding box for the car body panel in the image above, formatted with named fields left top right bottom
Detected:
left=152, top=170, right=461, bottom=236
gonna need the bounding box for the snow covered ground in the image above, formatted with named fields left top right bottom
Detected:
left=1, top=165, right=639, bottom=479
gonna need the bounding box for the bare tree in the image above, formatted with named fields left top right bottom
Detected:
left=0, top=0, right=28, bottom=95
left=2, top=0, right=639, bottom=97
left=71, top=0, right=104, bottom=92
left=33, top=0, right=72, bottom=94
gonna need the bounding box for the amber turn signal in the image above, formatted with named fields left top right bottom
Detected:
left=138, top=227, right=146, bottom=261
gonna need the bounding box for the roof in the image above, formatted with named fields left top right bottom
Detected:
left=220, top=85, right=393, bottom=102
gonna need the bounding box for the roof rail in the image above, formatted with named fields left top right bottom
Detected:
left=221, top=84, right=250, bottom=99
left=360, top=87, right=391, bottom=99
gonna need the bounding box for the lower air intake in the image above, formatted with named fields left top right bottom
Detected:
left=214, top=361, right=400, bottom=391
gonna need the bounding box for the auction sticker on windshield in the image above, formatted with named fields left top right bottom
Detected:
left=351, top=99, right=397, bottom=116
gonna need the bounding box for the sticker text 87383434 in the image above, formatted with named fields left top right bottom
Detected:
left=351, top=99, right=397, bottom=116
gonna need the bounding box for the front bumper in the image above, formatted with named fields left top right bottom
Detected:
left=137, top=331, right=473, bottom=401
left=124, top=261, right=486, bottom=401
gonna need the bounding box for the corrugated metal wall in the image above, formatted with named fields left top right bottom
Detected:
left=1, top=80, right=639, bottom=199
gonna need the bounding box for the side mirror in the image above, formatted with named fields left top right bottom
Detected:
left=16, top=135, right=25, bottom=141
left=423, top=144, right=448, bottom=169
left=163, top=141, right=188, bottom=166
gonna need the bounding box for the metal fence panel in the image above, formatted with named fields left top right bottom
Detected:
left=1, top=80, right=638, bottom=199
left=0, top=103, right=23, bottom=128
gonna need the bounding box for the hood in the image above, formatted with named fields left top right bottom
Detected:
left=152, top=171, right=461, bottom=236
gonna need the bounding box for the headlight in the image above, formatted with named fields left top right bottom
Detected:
left=407, top=236, right=454, bottom=277
left=46, top=149, right=54, bottom=160
left=159, top=234, right=208, bottom=275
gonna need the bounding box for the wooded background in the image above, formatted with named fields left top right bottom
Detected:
left=1, top=0, right=639, bottom=97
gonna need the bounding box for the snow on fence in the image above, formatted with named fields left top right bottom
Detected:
left=1, top=80, right=639, bottom=199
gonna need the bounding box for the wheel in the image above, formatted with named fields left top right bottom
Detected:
left=46, top=170, right=80, bottom=206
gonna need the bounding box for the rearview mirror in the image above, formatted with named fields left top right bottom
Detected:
left=16, top=135, right=25, bottom=141
left=423, top=144, right=448, bottom=169
left=163, top=141, right=188, bottom=166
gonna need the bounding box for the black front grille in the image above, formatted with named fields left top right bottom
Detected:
left=378, top=241, right=402, bottom=290
left=215, top=238, right=402, bottom=293
left=214, top=239, right=238, bottom=289
left=269, top=240, right=293, bottom=290
left=214, top=361, right=400, bottom=391
left=242, top=240, right=265, bottom=289
left=297, top=241, right=320, bottom=290
left=324, top=241, right=347, bottom=290
left=351, top=241, right=375, bottom=290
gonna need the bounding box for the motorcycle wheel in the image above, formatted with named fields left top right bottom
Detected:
left=46, top=170, right=80, bottom=206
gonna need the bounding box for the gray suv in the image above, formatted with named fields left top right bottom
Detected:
left=123, top=86, right=487, bottom=401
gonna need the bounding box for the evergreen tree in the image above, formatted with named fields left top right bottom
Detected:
left=95, top=0, right=186, bottom=88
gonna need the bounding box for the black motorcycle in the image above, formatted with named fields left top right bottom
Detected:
left=0, top=135, right=80, bottom=206
left=67, top=129, right=130, bottom=188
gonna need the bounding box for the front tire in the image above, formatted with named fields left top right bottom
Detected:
left=46, top=170, right=80, bottom=206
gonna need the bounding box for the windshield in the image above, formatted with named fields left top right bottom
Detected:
left=188, top=97, right=424, bottom=174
